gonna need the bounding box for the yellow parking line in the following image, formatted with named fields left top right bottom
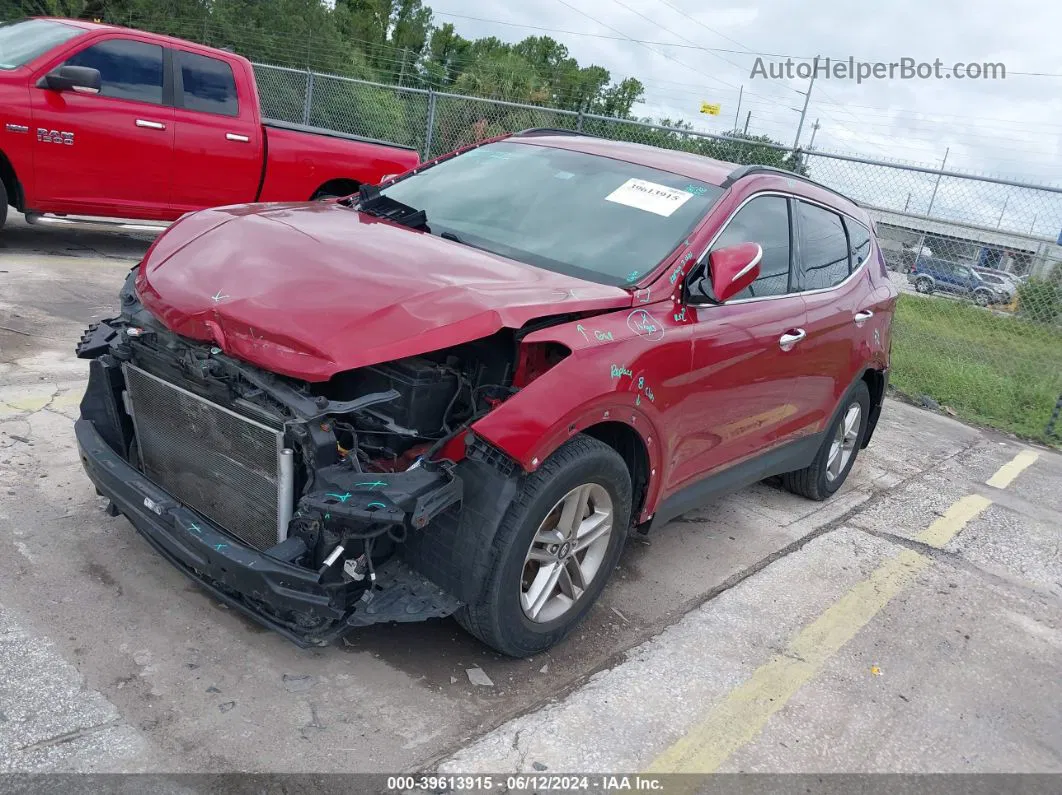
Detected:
left=986, top=450, right=1039, bottom=489
left=915, top=494, right=992, bottom=548
left=646, top=448, right=1038, bottom=774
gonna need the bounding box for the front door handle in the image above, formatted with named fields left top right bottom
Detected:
left=135, top=119, right=166, bottom=130
left=779, top=328, right=806, bottom=351
left=226, top=132, right=250, bottom=142
left=854, top=310, right=874, bottom=327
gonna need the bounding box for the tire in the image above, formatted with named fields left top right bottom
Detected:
left=973, top=290, right=991, bottom=307
left=782, top=380, right=871, bottom=501
left=455, top=435, right=632, bottom=657
left=914, top=276, right=933, bottom=294
left=0, top=179, right=8, bottom=232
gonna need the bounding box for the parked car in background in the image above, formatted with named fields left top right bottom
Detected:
left=973, top=267, right=1017, bottom=301
left=75, top=132, right=896, bottom=656
left=0, top=18, right=419, bottom=231
left=908, top=256, right=1008, bottom=306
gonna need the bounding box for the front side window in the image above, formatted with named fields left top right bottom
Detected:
left=379, top=141, right=724, bottom=286
left=0, top=19, right=85, bottom=70
left=65, top=39, right=163, bottom=104
left=796, top=201, right=850, bottom=291
left=178, top=51, right=238, bottom=116
left=710, top=195, right=792, bottom=299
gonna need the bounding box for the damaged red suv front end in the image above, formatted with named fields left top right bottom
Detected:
left=75, top=131, right=894, bottom=655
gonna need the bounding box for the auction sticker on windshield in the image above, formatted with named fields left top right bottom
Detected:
left=605, top=178, right=694, bottom=217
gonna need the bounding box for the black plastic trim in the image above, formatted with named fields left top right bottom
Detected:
left=649, top=434, right=823, bottom=530
left=722, top=164, right=861, bottom=207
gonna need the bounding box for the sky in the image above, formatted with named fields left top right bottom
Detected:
left=425, top=0, right=1062, bottom=236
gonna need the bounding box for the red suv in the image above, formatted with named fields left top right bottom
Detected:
left=75, top=129, right=896, bottom=656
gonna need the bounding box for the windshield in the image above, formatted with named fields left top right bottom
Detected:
left=379, top=141, right=724, bottom=286
left=0, top=19, right=86, bottom=69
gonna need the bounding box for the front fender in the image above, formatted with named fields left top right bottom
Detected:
left=471, top=314, right=683, bottom=522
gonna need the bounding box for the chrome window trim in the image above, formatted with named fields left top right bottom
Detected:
left=690, top=190, right=873, bottom=306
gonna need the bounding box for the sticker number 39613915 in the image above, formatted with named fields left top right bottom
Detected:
left=605, top=178, right=694, bottom=217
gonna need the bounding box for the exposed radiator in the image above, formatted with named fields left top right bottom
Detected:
left=123, top=364, right=284, bottom=551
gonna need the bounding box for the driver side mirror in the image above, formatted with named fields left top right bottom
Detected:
left=691, top=242, right=762, bottom=304
left=38, top=65, right=102, bottom=95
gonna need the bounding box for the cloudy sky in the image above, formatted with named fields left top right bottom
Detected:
left=427, top=0, right=1062, bottom=235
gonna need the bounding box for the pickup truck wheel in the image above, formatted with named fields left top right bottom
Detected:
left=455, top=435, right=631, bottom=657
left=781, top=380, right=870, bottom=501
left=914, top=276, right=933, bottom=294
left=0, top=179, right=8, bottom=231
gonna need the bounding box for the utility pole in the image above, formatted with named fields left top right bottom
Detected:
left=398, top=48, right=410, bottom=87
left=996, top=194, right=1009, bottom=228
left=926, top=146, right=949, bottom=217
left=917, top=147, right=950, bottom=259
left=808, top=118, right=821, bottom=149
left=743, top=110, right=751, bottom=134
left=792, top=58, right=817, bottom=150
left=734, top=85, right=743, bottom=132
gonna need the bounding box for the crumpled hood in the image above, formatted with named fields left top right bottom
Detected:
left=136, top=203, right=632, bottom=381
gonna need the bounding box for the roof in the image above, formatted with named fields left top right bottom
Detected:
left=513, top=132, right=738, bottom=186
left=37, top=17, right=249, bottom=60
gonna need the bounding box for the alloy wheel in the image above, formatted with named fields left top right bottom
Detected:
left=520, top=483, right=614, bottom=623
left=825, top=403, right=862, bottom=483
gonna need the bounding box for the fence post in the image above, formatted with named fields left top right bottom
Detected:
left=302, top=69, right=314, bottom=126
left=576, top=109, right=584, bottom=133
left=423, top=89, right=437, bottom=161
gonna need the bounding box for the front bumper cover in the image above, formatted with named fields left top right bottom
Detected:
left=76, top=418, right=462, bottom=646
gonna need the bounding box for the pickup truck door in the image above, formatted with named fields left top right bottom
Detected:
left=29, top=36, right=174, bottom=216
left=170, top=48, right=262, bottom=212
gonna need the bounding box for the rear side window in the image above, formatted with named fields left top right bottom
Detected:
left=711, top=195, right=792, bottom=299
left=796, top=201, right=850, bottom=290
left=64, top=39, right=163, bottom=104
left=178, top=51, right=239, bottom=116
left=846, top=219, right=872, bottom=266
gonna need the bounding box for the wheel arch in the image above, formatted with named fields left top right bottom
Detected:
left=0, top=148, right=24, bottom=211
left=581, top=421, right=652, bottom=527
left=309, top=178, right=360, bottom=201
left=860, top=366, right=887, bottom=448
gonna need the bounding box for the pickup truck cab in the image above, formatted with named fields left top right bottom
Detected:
left=0, top=18, right=419, bottom=229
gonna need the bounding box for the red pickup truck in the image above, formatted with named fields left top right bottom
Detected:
left=0, top=18, right=420, bottom=230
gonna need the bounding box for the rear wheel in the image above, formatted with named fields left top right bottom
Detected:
left=973, top=289, right=991, bottom=307
left=456, top=435, right=631, bottom=656
left=782, top=380, right=870, bottom=501
left=914, top=276, right=933, bottom=294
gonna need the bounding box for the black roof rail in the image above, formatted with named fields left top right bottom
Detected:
left=514, top=127, right=593, bottom=138
left=722, top=164, right=861, bottom=207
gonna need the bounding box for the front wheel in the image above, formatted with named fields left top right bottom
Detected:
left=973, top=290, right=991, bottom=307
left=914, top=276, right=933, bottom=294
left=782, top=380, right=870, bottom=501
left=456, top=435, right=631, bottom=656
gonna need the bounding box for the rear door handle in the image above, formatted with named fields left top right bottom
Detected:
left=854, top=310, right=874, bottom=327
left=226, top=133, right=250, bottom=142
left=135, top=119, right=166, bottom=130
left=779, top=328, right=806, bottom=351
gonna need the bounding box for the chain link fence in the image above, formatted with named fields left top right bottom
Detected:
left=252, top=63, right=1062, bottom=444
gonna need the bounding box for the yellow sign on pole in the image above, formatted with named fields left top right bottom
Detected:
left=700, top=102, right=721, bottom=115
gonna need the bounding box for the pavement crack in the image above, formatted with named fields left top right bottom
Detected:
left=17, top=718, right=122, bottom=753
left=855, top=527, right=1060, bottom=604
